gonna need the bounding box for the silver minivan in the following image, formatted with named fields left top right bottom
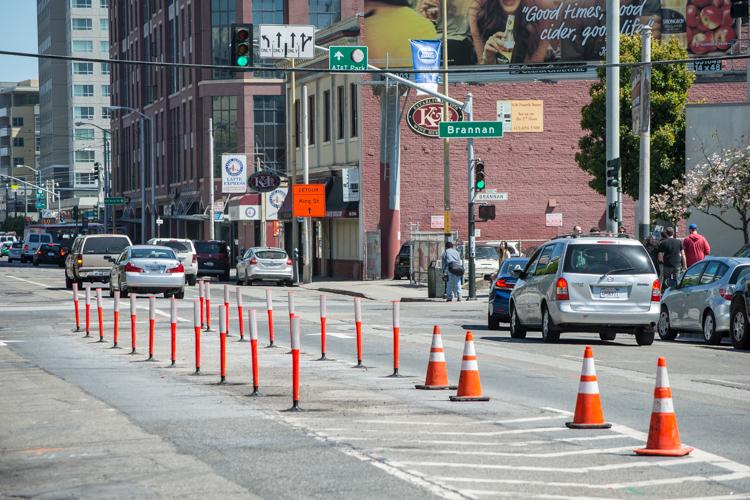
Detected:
left=509, top=235, right=661, bottom=345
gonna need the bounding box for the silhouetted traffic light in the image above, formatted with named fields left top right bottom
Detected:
left=608, top=202, right=619, bottom=221
left=606, top=159, right=619, bottom=188
left=474, top=158, right=486, bottom=192
left=72, top=206, right=79, bottom=221
left=231, top=24, right=253, bottom=68
left=477, top=205, right=496, bottom=221
left=93, top=162, right=101, bottom=177
left=731, top=0, right=749, bottom=18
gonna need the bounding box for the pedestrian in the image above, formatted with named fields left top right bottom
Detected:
left=441, top=241, right=464, bottom=302
left=658, top=227, right=686, bottom=290
left=682, top=223, right=711, bottom=268
left=618, top=225, right=627, bottom=235
left=589, top=226, right=601, bottom=235
left=573, top=225, right=582, bottom=236
left=644, top=234, right=660, bottom=277
left=498, top=241, right=511, bottom=266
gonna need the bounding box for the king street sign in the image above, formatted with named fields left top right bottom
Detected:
left=329, top=46, right=368, bottom=71
left=439, top=121, right=503, bottom=139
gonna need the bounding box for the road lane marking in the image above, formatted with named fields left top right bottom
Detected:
left=317, top=426, right=567, bottom=437
left=0, top=340, right=24, bottom=347
left=351, top=415, right=567, bottom=426
left=461, top=490, right=614, bottom=499
left=5, top=275, right=55, bottom=288
left=369, top=446, right=635, bottom=458
left=509, top=434, right=634, bottom=447
left=305, top=332, right=354, bottom=339
left=394, top=457, right=704, bottom=473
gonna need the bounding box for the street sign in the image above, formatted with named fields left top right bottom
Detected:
left=248, top=171, right=281, bottom=193
left=439, top=121, right=503, bottom=139
left=156, top=217, right=163, bottom=226
left=329, top=46, right=368, bottom=71
left=258, top=25, right=315, bottom=59
left=474, top=191, right=508, bottom=202
left=292, top=184, right=326, bottom=218
left=104, top=197, right=125, bottom=205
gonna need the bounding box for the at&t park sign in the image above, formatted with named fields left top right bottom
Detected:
left=407, top=98, right=465, bottom=138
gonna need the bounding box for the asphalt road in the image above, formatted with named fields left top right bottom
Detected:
left=1, top=262, right=750, bottom=499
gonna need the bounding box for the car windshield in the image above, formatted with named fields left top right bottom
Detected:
left=475, top=246, right=499, bottom=260
left=157, top=240, right=191, bottom=252
left=732, top=265, right=750, bottom=284
left=195, top=241, right=227, bottom=254
left=563, top=244, right=654, bottom=275
left=83, top=237, right=130, bottom=254
left=255, top=250, right=287, bottom=260
left=131, top=248, right=176, bottom=260
left=499, top=258, right=529, bottom=275
left=11, top=242, right=22, bottom=249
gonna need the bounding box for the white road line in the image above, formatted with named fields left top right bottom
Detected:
left=351, top=415, right=567, bottom=426
left=305, top=332, right=354, bottom=339
left=0, top=306, right=70, bottom=312
left=509, top=434, right=635, bottom=447
left=370, top=446, right=635, bottom=458
left=5, top=275, right=55, bottom=288
left=393, top=457, right=704, bottom=473
left=318, top=426, right=568, bottom=437
left=317, top=435, right=631, bottom=448
left=462, top=490, right=614, bottom=500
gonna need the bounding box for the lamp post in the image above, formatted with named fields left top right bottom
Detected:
left=76, top=121, right=111, bottom=231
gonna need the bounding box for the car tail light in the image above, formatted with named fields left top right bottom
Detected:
left=249, top=257, right=258, bottom=265
left=75, top=254, right=83, bottom=266
left=597, top=241, right=616, bottom=244
left=651, top=279, right=661, bottom=302
left=60, top=249, right=67, bottom=256
left=494, top=278, right=514, bottom=290
left=125, top=262, right=143, bottom=273
left=287, top=258, right=293, bottom=265
left=719, top=287, right=734, bottom=300
left=167, top=263, right=184, bottom=274
left=192, top=254, right=197, bottom=263
left=556, top=277, right=569, bottom=300
left=36, top=250, right=43, bottom=255
left=23, top=244, right=28, bottom=252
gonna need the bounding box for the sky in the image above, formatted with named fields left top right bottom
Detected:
left=0, top=1, right=39, bottom=82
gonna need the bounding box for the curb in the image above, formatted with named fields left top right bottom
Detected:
left=314, top=287, right=370, bottom=300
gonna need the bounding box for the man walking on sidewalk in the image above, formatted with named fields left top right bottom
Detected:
left=442, top=242, right=463, bottom=302
left=658, top=227, right=686, bottom=291
left=683, top=223, right=711, bottom=268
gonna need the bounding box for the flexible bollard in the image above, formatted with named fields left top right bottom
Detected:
left=317, top=295, right=328, bottom=360
left=72, top=282, right=81, bottom=332
left=223, top=284, right=231, bottom=336
left=129, top=293, right=137, bottom=354
left=354, top=297, right=364, bottom=368
left=219, top=304, right=227, bottom=383
left=169, top=295, right=177, bottom=367
left=198, top=279, right=205, bottom=328
left=111, top=290, right=121, bottom=348
left=204, top=283, right=212, bottom=331
left=193, top=298, right=201, bottom=374
left=147, top=295, right=156, bottom=361
left=248, top=308, right=260, bottom=396
left=388, top=301, right=402, bottom=377
left=289, top=315, right=301, bottom=411
left=266, top=289, right=275, bottom=347
left=84, top=284, right=91, bottom=337
left=287, top=291, right=296, bottom=353
left=96, top=288, right=105, bottom=342
left=236, top=286, right=246, bottom=341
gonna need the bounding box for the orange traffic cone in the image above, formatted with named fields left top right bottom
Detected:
left=566, top=346, right=611, bottom=429
left=450, top=331, right=490, bottom=402
left=635, top=357, right=693, bottom=457
left=415, top=326, right=457, bottom=390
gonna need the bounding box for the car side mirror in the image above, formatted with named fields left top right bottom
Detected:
left=483, top=273, right=493, bottom=282
left=512, top=268, right=524, bottom=279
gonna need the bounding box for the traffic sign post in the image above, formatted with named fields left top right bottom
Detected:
left=438, top=121, right=503, bottom=139
left=258, top=25, right=315, bottom=59
left=329, top=46, right=368, bottom=72
left=292, top=184, right=326, bottom=218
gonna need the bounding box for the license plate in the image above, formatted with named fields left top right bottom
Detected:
left=147, top=266, right=165, bottom=273
left=48, top=252, right=56, bottom=256
left=204, top=262, right=214, bottom=267
left=92, top=271, right=107, bottom=276
left=599, top=287, right=623, bottom=298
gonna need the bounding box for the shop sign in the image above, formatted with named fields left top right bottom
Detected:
left=221, top=154, right=248, bottom=194
left=546, top=213, right=563, bottom=227
left=248, top=171, right=281, bottom=193
left=342, top=167, right=360, bottom=202
left=264, top=188, right=287, bottom=221
left=230, top=204, right=261, bottom=221
left=407, top=98, right=464, bottom=138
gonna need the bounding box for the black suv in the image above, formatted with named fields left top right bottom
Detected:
left=195, top=240, right=230, bottom=281
left=730, top=273, right=750, bottom=349
left=393, top=243, right=410, bottom=280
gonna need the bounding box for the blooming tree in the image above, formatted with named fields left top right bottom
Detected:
left=651, top=145, right=750, bottom=244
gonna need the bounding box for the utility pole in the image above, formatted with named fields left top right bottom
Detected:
left=289, top=58, right=299, bottom=283
left=139, top=117, right=146, bottom=243
left=442, top=0, right=452, bottom=245
left=605, top=0, right=621, bottom=233
left=466, top=93, right=476, bottom=301
left=302, top=85, right=312, bottom=284
left=638, top=26, right=652, bottom=241
left=149, top=116, right=156, bottom=239
left=208, top=117, right=215, bottom=240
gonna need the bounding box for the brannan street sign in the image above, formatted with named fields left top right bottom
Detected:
left=104, top=197, right=125, bottom=205
left=438, top=121, right=503, bottom=139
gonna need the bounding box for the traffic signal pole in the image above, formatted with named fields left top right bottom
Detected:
left=605, top=0, right=621, bottom=233
left=466, top=94, right=476, bottom=301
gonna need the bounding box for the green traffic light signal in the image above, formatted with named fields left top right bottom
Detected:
left=476, top=178, right=486, bottom=190
left=237, top=55, right=249, bottom=66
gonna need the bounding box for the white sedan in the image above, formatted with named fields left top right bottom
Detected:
left=109, top=245, right=186, bottom=298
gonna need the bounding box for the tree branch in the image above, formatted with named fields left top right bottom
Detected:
left=698, top=209, right=742, bottom=231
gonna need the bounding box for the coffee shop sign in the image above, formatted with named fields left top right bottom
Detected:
left=248, top=171, right=282, bottom=193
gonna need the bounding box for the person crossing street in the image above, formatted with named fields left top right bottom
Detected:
left=442, top=241, right=463, bottom=302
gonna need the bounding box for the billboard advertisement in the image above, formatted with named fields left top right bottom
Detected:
left=362, top=0, right=737, bottom=67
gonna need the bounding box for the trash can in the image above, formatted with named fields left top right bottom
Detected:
left=428, top=260, right=446, bottom=298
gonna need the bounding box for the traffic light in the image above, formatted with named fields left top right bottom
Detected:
left=230, top=24, right=253, bottom=68
left=474, top=158, right=486, bottom=192
left=731, top=0, right=748, bottom=18
left=608, top=202, right=619, bottom=221
left=93, top=162, right=101, bottom=177
left=477, top=205, right=496, bottom=221
left=72, top=206, right=79, bottom=221
left=605, top=159, right=619, bottom=188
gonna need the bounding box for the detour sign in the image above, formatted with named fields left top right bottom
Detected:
left=292, top=184, right=326, bottom=218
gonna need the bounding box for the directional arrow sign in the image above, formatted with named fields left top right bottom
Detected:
left=259, top=24, right=315, bottom=59
left=329, top=46, right=368, bottom=72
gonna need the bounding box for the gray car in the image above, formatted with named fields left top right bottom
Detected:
left=509, top=235, right=661, bottom=345
left=658, top=257, right=750, bottom=344
left=109, top=245, right=185, bottom=298
left=236, top=247, right=294, bottom=286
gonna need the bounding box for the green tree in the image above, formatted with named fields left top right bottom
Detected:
left=576, top=35, right=694, bottom=199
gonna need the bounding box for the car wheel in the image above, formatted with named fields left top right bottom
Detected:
left=488, top=313, right=501, bottom=331
left=657, top=306, right=678, bottom=341
left=221, top=272, right=230, bottom=282
left=509, top=303, right=527, bottom=339
left=541, top=305, right=561, bottom=343
left=599, top=332, right=616, bottom=341
left=702, top=310, right=722, bottom=345
left=187, top=275, right=197, bottom=286
left=635, top=327, right=655, bottom=346
left=65, top=273, right=73, bottom=290
left=175, top=288, right=185, bottom=299
left=236, top=273, right=243, bottom=285
left=33, top=260, right=39, bottom=267
left=731, top=302, right=750, bottom=349
left=164, top=290, right=172, bottom=298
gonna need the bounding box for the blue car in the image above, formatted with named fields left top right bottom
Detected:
left=487, top=257, right=530, bottom=330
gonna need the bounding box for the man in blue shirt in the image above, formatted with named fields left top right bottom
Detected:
left=442, top=241, right=463, bottom=302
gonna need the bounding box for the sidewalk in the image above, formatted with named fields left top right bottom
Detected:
left=299, top=278, right=489, bottom=302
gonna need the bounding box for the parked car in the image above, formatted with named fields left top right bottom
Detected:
left=394, top=243, right=411, bottom=280
left=65, top=234, right=133, bottom=289
left=0, top=234, right=17, bottom=244
left=465, top=245, right=501, bottom=279
left=730, top=273, right=750, bottom=349
left=7, top=241, right=23, bottom=263
left=147, top=238, right=198, bottom=285
left=236, top=247, right=294, bottom=286
left=194, top=240, right=230, bottom=281
left=509, top=235, right=660, bottom=345
left=658, top=257, right=750, bottom=345
left=32, top=243, right=67, bottom=267
left=109, top=245, right=185, bottom=298
left=0, top=241, right=12, bottom=257
left=734, top=244, right=750, bottom=259
left=487, top=257, right=530, bottom=330
left=21, top=232, right=53, bottom=263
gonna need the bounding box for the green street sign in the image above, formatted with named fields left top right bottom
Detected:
left=329, top=46, right=368, bottom=72
left=438, top=121, right=504, bottom=139
left=104, top=197, right=125, bottom=205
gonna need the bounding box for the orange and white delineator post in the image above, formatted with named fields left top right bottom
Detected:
left=129, top=293, right=137, bottom=354
left=248, top=308, right=260, bottom=396
left=84, top=284, right=92, bottom=337
left=147, top=295, right=156, bottom=361
left=317, top=294, right=328, bottom=360
left=96, top=288, right=105, bottom=342
left=223, top=285, right=231, bottom=336
left=112, top=290, right=121, bottom=348
left=198, top=279, right=205, bottom=328
left=387, top=301, right=403, bottom=377
left=635, top=357, right=693, bottom=457
left=169, top=296, right=177, bottom=367
left=415, top=325, right=457, bottom=390
left=450, top=331, right=490, bottom=402
left=236, top=286, right=246, bottom=341
left=266, top=289, right=275, bottom=347
left=72, top=282, right=81, bottom=332
left=193, top=298, right=201, bottom=374
left=204, top=282, right=212, bottom=331
left=219, top=304, right=227, bottom=383
left=566, top=346, right=612, bottom=429
left=289, top=315, right=301, bottom=411
left=354, top=298, right=364, bottom=368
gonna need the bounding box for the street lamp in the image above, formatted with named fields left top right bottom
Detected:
left=76, top=121, right=111, bottom=231
left=108, top=105, right=155, bottom=244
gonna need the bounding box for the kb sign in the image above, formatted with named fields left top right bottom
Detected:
left=406, top=98, right=464, bottom=138
left=248, top=171, right=282, bottom=193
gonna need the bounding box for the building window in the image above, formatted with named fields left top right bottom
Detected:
left=13, top=157, right=25, bottom=166
left=253, top=95, right=286, bottom=173
left=309, top=0, right=340, bottom=29
left=210, top=0, right=236, bottom=79
left=71, top=18, right=93, bottom=30
left=75, top=172, right=96, bottom=185
left=73, top=84, right=94, bottom=97
left=100, top=18, right=109, bottom=31
left=100, top=0, right=108, bottom=7
left=75, top=128, right=95, bottom=140
left=308, top=95, right=315, bottom=145
left=101, top=63, right=110, bottom=75
left=12, top=137, right=24, bottom=147
left=101, top=85, right=111, bottom=97
left=102, top=107, right=111, bottom=119
left=35, top=136, right=40, bottom=152
left=350, top=83, right=358, bottom=138
left=323, top=90, right=331, bottom=143
left=211, top=96, right=238, bottom=175
left=337, top=86, right=344, bottom=140
left=72, top=40, right=93, bottom=52
left=73, top=62, right=94, bottom=74
left=74, top=106, right=95, bottom=120
left=100, top=41, right=109, bottom=53
left=72, top=0, right=92, bottom=7
left=12, top=117, right=23, bottom=127
left=75, top=150, right=96, bottom=163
